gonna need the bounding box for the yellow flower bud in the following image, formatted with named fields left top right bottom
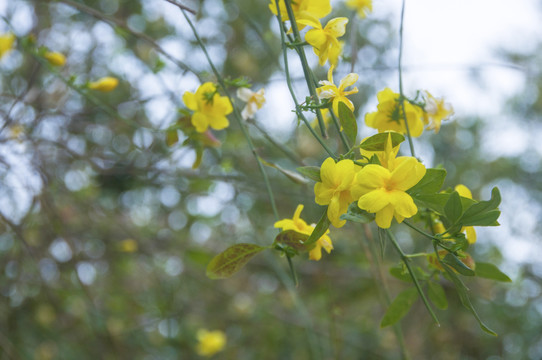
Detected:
left=88, top=77, right=119, bottom=92
left=0, top=33, right=16, bottom=59
left=196, top=329, right=226, bottom=357
left=44, top=51, right=66, bottom=66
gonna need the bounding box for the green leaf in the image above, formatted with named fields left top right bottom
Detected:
left=337, top=102, right=358, bottom=146
left=475, top=262, right=512, bottom=282
left=304, top=209, right=331, bottom=247
left=380, top=287, right=418, bottom=327
left=165, top=129, right=179, bottom=147
left=408, top=168, right=447, bottom=196
left=360, top=132, right=405, bottom=151
left=296, top=166, right=322, bottom=182
left=427, top=281, right=448, bottom=310
left=389, top=264, right=411, bottom=282
left=413, top=193, right=450, bottom=214
left=459, top=187, right=502, bottom=226
left=441, top=261, right=497, bottom=336
left=340, top=202, right=374, bottom=224
left=259, top=158, right=308, bottom=184
left=444, top=191, right=463, bottom=224
left=442, top=253, right=475, bottom=276
left=274, top=230, right=312, bottom=253
left=206, top=244, right=266, bottom=279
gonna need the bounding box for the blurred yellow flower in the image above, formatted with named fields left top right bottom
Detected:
left=317, top=66, right=358, bottom=115
left=423, top=91, right=454, bottom=133
left=183, top=82, right=233, bottom=133
left=269, top=0, right=331, bottom=31
left=196, top=329, right=226, bottom=357
left=314, top=158, right=359, bottom=228
left=354, top=137, right=426, bottom=228
left=0, top=33, right=16, bottom=59
left=236, top=87, right=265, bottom=120
left=365, top=87, right=424, bottom=137
left=346, top=0, right=373, bottom=18
left=118, top=239, right=138, bottom=252
left=298, top=16, right=348, bottom=66
left=274, top=204, right=333, bottom=261
left=455, top=184, right=477, bottom=243
left=89, top=77, right=119, bottom=92
left=44, top=51, right=66, bottom=66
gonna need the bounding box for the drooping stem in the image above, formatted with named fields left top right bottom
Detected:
left=273, top=3, right=336, bottom=159
left=397, top=0, right=416, bottom=157
left=386, top=229, right=440, bottom=326
left=282, top=0, right=327, bottom=138
left=361, top=225, right=410, bottom=360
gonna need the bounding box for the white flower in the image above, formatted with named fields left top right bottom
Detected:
left=236, top=88, right=265, bottom=120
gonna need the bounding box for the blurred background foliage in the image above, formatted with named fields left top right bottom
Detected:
left=0, top=0, right=541, bottom=359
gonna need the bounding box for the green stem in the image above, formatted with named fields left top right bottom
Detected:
left=282, top=0, right=327, bottom=138
left=247, top=119, right=304, bottom=165
left=273, top=3, right=336, bottom=159
left=397, top=0, right=416, bottom=157
left=386, top=229, right=440, bottom=326
left=361, top=225, right=410, bottom=360
left=328, top=105, right=351, bottom=151
left=180, top=9, right=280, bottom=221
left=402, top=221, right=456, bottom=252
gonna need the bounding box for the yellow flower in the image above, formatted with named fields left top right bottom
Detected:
left=317, top=66, right=359, bottom=116
left=365, top=88, right=424, bottom=137
left=354, top=139, right=426, bottom=228
left=236, top=87, right=265, bottom=120
left=298, top=16, right=348, bottom=67
left=0, top=33, right=16, bottom=59
left=183, top=82, right=233, bottom=133
left=274, top=204, right=333, bottom=261
left=88, top=77, right=119, bottom=92
left=314, top=158, right=360, bottom=228
left=346, top=0, right=373, bottom=18
left=269, top=0, right=331, bottom=31
left=196, top=329, right=226, bottom=357
left=423, top=91, right=454, bottom=133
left=44, top=51, right=66, bottom=66
left=455, top=184, right=477, bottom=243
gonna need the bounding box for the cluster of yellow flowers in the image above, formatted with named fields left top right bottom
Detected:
left=1, top=33, right=119, bottom=93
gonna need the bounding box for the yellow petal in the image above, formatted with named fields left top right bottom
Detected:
left=305, top=29, right=327, bottom=52
left=390, top=157, right=426, bottom=191
left=339, top=73, right=359, bottom=90
left=375, top=204, right=395, bottom=228
left=358, top=188, right=391, bottom=213
left=319, top=157, right=337, bottom=187
left=314, top=182, right=334, bottom=205
left=388, top=190, right=417, bottom=218
left=465, top=226, right=477, bottom=244
left=209, top=115, right=229, bottom=130
left=182, top=91, right=198, bottom=110
left=328, top=195, right=346, bottom=228
left=324, top=17, right=348, bottom=37
left=356, top=164, right=389, bottom=189
left=455, top=184, right=472, bottom=199
left=191, top=112, right=209, bottom=133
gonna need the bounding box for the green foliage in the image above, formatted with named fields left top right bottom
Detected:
left=338, top=102, right=358, bottom=146
left=207, top=243, right=267, bottom=279
left=380, top=287, right=419, bottom=327
left=427, top=281, right=448, bottom=310
left=296, top=166, right=322, bottom=182
left=359, top=132, right=405, bottom=151
left=475, top=262, right=512, bottom=282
